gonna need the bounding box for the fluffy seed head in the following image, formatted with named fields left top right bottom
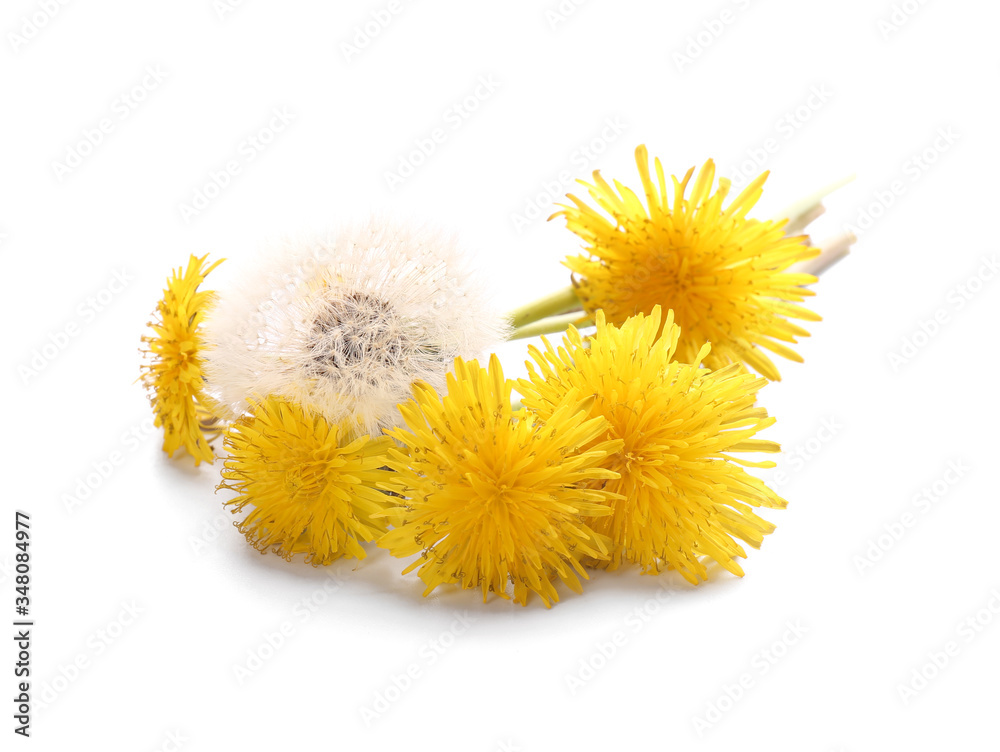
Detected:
left=202, top=219, right=509, bottom=435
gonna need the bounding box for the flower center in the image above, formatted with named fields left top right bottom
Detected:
left=308, top=291, right=406, bottom=371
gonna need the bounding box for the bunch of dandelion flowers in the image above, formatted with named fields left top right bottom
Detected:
left=202, top=219, right=509, bottom=436
left=141, top=254, right=225, bottom=465
left=510, top=145, right=854, bottom=380
left=219, top=395, right=395, bottom=565
left=378, top=355, right=622, bottom=607
left=518, top=306, right=787, bottom=584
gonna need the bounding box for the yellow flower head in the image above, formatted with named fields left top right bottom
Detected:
left=378, top=354, right=621, bottom=607
left=141, top=254, right=223, bottom=465
left=555, top=145, right=821, bottom=380
left=518, top=306, right=786, bottom=584
left=219, top=396, right=395, bottom=565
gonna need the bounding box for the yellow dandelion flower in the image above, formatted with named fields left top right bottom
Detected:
left=554, top=145, right=821, bottom=380
left=518, top=306, right=787, bottom=584
left=378, top=354, right=621, bottom=607
left=219, top=396, right=395, bottom=565
left=141, top=254, right=224, bottom=465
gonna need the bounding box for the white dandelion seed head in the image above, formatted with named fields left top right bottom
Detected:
left=202, top=217, right=510, bottom=436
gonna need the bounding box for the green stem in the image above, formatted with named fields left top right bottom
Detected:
left=507, top=285, right=582, bottom=329
left=509, top=312, right=593, bottom=340
left=774, top=174, right=855, bottom=230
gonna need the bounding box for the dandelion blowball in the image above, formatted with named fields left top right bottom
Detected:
left=203, top=218, right=509, bottom=435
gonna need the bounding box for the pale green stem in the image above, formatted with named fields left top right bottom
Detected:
left=794, top=231, right=857, bottom=277
left=774, top=174, right=855, bottom=229
left=509, top=312, right=593, bottom=340
left=774, top=175, right=857, bottom=277
left=507, top=285, right=582, bottom=329
left=783, top=203, right=826, bottom=237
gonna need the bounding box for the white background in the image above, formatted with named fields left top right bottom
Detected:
left=3, top=0, right=999, bottom=749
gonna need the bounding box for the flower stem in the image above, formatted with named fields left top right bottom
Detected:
left=507, top=285, right=582, bottom=329
left=774, top=174, right=855, bottom=230
left=509, top=312, right=592, bottom=341
left=793, top=231, right=857, bottom=277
